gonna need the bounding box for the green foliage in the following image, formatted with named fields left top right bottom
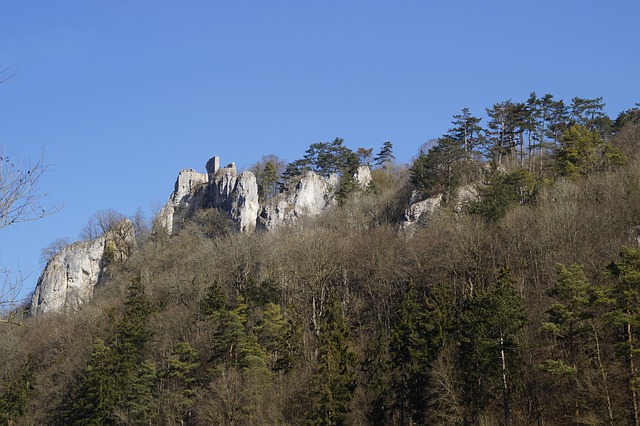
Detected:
left=56, top=277, right=152, bottom=425
left=7, top=94, right=640, bottom=425
left=363, top=325, right=391, bottom=424
left=388, top=282, right=433, bottom=424
left=281, top=138, right=360, bottom=200
left=200, top=282, right=226, bottom=317
left=458, top=270, right=526, bottom=424
left=374, top=141, right=395, bottom=168
left=469, top=164, right=537, bottom=221
left=103, top=240, right=116, bottom=265
left=161, top=342, right=200, bottom=423
left=555, top=124, right=627, bottom=178
left=0, top=355, right=35, bottom=425
left=307, top=293, right=358, bottom=425
left=302, top=137, right=359, bottom=178
left=410, top=137, right=467, bottom=201
left=447, top=107, right=484, bottom=155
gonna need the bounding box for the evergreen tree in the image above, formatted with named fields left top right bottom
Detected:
left=122, top=360, right=157, bottom=425
left=458, top=270, right=526, bottom=425
left=0, top=355, right=35, bottom=425
left=469, top=164, right=537, bottom=222
left=364, top=325, right=391, bottom=424
left=554, top=124, right=626, bottom=179
left=258, top=161, right=279, bottom=201
left=161, top=342, right=200, bottom=424
left=58, top=277, right=152, bottom=425
left=356, top=147, right=374, bottom=166
left=569, top=96, right=611, bottom=135
left=303, top=138, right=358, bottom=178
left=447, top=107, right=483, bottom=157
left=388, top=282, right=431, bottom=424
left=374, top=141, right=395, bottom=169
left=410, top=136, right=466, bottom=202
left=542, top=264, right=615, bottom=424
left=606, top=247, right=640, bottom=425
left=307, top=293, right=357, bottom=425
left=485, top=101, right=529, bottom=166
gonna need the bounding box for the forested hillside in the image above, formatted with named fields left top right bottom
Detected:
left=2, top=94, right=640, bottom=425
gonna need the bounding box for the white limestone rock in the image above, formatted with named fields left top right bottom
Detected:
left=230, top=171, right=260, bottom=233
left=402, top=191, right=443, bottom=229
left=30, top=220, right=136, bottom=315
left=30, top=238, right=107, bottom=315
left=258, top=171, right=339, bottom=230
left=158, top=169, right=208, bottom=234
left=355, top=165, right=372, bottom=189
left=159, top=159, right=260, bottom=234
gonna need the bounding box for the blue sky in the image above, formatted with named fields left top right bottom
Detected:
left=1, top=1, right=639, bottom=305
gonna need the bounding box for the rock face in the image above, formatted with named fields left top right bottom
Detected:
left=401, top=185, right=479, bottom=231
left=158, top=160, right=260, bottom=234
left=258, top=171, right=340, bottom=231
left=158, top=169, right=208, bottom=234
left=159, top=156, right=371, bottom=234
left=30, top=220, right=135, bottom=315
left=402, top=191, right=443, bottom=230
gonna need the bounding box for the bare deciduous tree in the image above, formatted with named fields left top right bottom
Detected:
left=1, top=147, right=58, bottom=325
left=0, top=148, right=59, bottom=229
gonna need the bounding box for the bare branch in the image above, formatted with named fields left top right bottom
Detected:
left=0, top=147, right=61, bottom=229
left=0, top=266, right=31, bottom=326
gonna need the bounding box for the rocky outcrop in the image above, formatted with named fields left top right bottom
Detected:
left=258, top=171, right=339, bottom=231
left=402, top=192, right=443, bottom=230
left=30, top=220, right=135, bottom=315
left=158, top=169, right=208, bottom=234
left=158, top=160, right=260, bottom=234
left=159, top=156, right=372, bottom=234
left=401, top=185, right=479, bottom=231
left=208, top=166, right=260, bottom=233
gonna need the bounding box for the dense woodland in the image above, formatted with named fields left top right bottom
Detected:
left=3, top=94, right=640, bottom=425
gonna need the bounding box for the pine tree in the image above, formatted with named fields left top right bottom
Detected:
left=307, top=292, right=357, bottom=425
left=410, top=137, right=466, bottom=202
left=447, top=107, right=483, bottom=157
left=58, top=277, right=152, bottom=425
left=374, top=141, right=395, bottom=169
left=606, top=247, right=640, bottom=425
left=554, top=125, right=626, bottom=178
left=542, top=264, right=615, bottom=424
left=0, top=355, right=35, bottom=425
left=161, top=342, right=200, bottom=424
left=388, top=282, right=432, bottom=424
left=458, top=270, right=526, bottom=425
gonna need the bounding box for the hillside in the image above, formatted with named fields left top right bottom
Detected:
left=2, top=96, right=640, bottom=425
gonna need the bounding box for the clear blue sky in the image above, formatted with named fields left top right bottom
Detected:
left=1, top=1, right=639, bottom=305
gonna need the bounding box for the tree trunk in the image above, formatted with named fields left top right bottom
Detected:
left=591, top=322, right=614, bottom=425
left=500, top=333, right=510, bottom=425
left=628, top=322, right=639, bottom=426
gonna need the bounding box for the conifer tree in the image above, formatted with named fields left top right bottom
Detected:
left=307, top=292, right=357, bottom=425
left=542, top=264, right=614, bottom=424
left=0, top=355, right=35, bottom=425
left=389, top=282, right=431, bottom=424
left=58, top=277, right=152, bottom=425
left=447, top=107, right=483, bottom=157
left=606, top=247, right=640, bottom=425
left=458, top=270, right=526, bottom=425
left=374, top=141, right=395, bottom=169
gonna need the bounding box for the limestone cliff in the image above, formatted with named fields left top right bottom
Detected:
left=401, top=185, right=478, bottom=231
left=158, top=160, right=260, bottom=234
left=30, top=220, right=135, bottom=315
left=159, top=156, right=372, bottom=234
